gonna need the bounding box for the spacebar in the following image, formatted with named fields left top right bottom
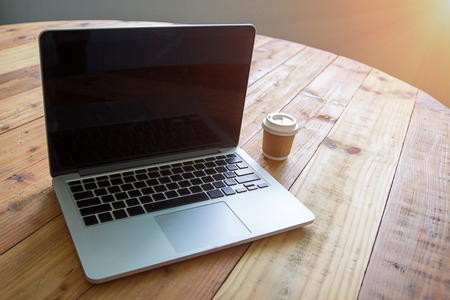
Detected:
left=144, top=192, right=209, bottom=213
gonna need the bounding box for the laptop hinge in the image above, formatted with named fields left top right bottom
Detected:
left=78, top=148, right=222, bottom=177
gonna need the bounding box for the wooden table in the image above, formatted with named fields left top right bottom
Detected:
left=1, top=20, right=448, bottom=299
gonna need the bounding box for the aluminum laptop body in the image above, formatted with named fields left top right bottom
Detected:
left=39, top=24, right=315, bottom=283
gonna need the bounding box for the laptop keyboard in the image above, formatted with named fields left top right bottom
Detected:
left=67, top=153, right=269, bottom=226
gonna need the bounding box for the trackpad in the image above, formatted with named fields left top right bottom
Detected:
left=155, top=202, right=251, bottom=253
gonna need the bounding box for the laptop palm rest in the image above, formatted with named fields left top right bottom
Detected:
left=155, top=202, right=250, bottom=253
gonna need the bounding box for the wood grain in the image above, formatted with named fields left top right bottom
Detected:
left=214, top=69, right=417, bottom=299
left=0, top=157, right=57, bottom=255
left=248, top=36, right=305, bottom=85
left=359, top=91, right=449, bottom=299
left=243, top=56, right=371, bottom=189
left=1, top=20, right=448, bottom=300
left=0, top=216, right=93, bottom=299
left=241, top=46, right=336, bottom=144
left=0, top=87, right=43, bottom=133
left=0, top=42, right=39, bottom=75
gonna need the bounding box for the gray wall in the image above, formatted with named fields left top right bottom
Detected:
left=1, top=0, right=449, bottom=107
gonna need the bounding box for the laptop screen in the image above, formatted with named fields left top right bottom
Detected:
left=39, top=25, right=255, bottom=176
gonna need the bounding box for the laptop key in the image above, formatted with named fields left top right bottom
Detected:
left=115, top=192, right=128, bottom=200
left=82, top=178, right=95, bottom=184
left=224, top=178, right=237, bottom=186
left=68, top=180, right=81, bottom=186
left=113, top=209, right=128, bottom=219
left=83, top=215, right=98, bottom=226
left=129, top=190, right=142, bottom=197
left=213, top=181, right=226, bottom=188
left=123, top=175, right=136, bottom=183
left=235, top=174, right=260, bottom=184
left=178, top=180, right=191, bottom=188
left=127, top=206, right=145, bottom=216
left=165, top=190, right=178, bottom=198
left=80, top=203, right=112, bottom=216
left=97, top=180, right=111, bottom=188
left=77, top=197, right=101, bottom=208
left=121, top=183, right=134, bottom=191
left=160, top=169, right=172, bottom=176
left=144, top=192, right=209, bottom=213
left=189, top=186, right=202, bottom=193
left=99, top=212, right=114, bottom=223
left=84, top=182, right=97, bottom=190
left=135, top=174, right=149, bottom=181
left=207, top=189, right=224, bottom=199
left=154, top=185, right=167, bottom=192
left=170, top=174, right=183, bottom=182
left=178, top=188, right=191, bottom=196
left=245, top=184, right=258, bottom=191
left=133, top=181, right=146, bottom=189
left=70, top=185, right=84, bottom=193
left=201, top=183, right=214, bottom=191
left=194, top=163, right=206, bottom=170
left=202, top=176, right=214, bottom=183
left=112, top=201, right=126, bottom=209
left=126, top=198, right=139, bottom=206
left=111, top=178, right=124, bottom=185
left=236, top=162, right=248, bottom=169
left=224, top=172, right=236, bottom=178
left=107, top=186, right=121, bottom=194
left=172, top=167, right=184, bottom=174
left=215, top=166, right=227, bottom=173
left=94, top=188, right=108, bottom=196
left=226, top=156, right=242, bottom=164
left=226, top=164, right=238, bottom=171
left=73, top=190, right=94, bottom=200
left=213, top=174, right=225, bottom=181
left=235, top=169, right=254, bottom=176
left=190, top=178, right=202, bottom=185
left=182, top=172, right=195, bottom=179
left=152, top=193, right=166, bottom=201
left=222, top=187, right=236, bottom=196
left=182, top=165, right=195, bottom=172
left=101, top=195, right=115, bottom=203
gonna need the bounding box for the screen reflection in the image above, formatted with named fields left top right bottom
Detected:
left=39, top=26, right=255, bottom=175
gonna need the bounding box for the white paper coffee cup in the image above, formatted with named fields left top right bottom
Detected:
left=261, top=113, right=299, bottom=160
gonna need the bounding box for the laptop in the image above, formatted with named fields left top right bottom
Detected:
left=39, top=24, right=315, bottom=283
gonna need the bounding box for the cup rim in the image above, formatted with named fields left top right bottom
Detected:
left=261, top=113, right=299, bottom=136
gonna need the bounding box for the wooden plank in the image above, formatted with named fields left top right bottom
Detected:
left=0, top=118, right=47, bottom=178
left=359, top=93, right=449, bottom=299
left=253, top=34, right=272, bottom=48
left=0, top=158, right=59, bottom=255
left=214, top=69, right=417, bottom=299
left=0, top=65, right=41, bottom=101
left=249, top=37, right=305, bottom=85
left=0, top=118, right=57, bottom=254
left=240, top=46, right=337, bottom=146
left=415, top=89, right=449, bottom=112
left=243, top=56, right=371, bottom=189
left=0, top=87, right=43, bottom=133
left=0, top=42, right=39, bottom=75
left=0, top=216, right=92, bottom=299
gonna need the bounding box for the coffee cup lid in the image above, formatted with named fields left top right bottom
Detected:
left=261, top=113, right=299, bottom=136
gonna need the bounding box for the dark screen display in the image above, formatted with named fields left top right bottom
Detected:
left=39, top=25, right=255, bottom=176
